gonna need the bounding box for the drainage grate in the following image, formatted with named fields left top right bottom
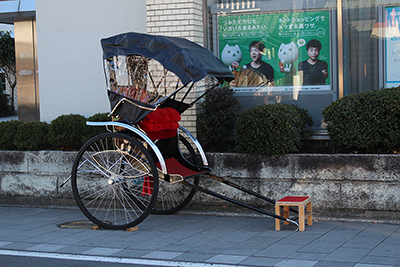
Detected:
left=57, top=221, right=139, bottom=231
left=57, top=220, right=100, bottom=230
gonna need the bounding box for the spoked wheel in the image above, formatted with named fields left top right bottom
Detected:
left=151, top=135, right=200, bottom=214
left=71, top=132, right=158, bottom=230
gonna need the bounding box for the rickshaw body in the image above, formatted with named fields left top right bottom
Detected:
left=68, top=32, right=299, bottom=230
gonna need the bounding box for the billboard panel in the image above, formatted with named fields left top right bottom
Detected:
left=218, top=10, right=331, bottom=94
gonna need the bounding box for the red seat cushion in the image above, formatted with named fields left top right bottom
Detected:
left=277, top=196, right=309, bottom=203
left=138, top=107, right=180, bottom=140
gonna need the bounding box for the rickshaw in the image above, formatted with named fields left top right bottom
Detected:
left=65, top=32, right=299, bottom=230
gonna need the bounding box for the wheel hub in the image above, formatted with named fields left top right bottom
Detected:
left=108, top=175, right=121, bottom=185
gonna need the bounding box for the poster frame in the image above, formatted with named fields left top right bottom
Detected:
left=216, top=9, right=333, bottom=96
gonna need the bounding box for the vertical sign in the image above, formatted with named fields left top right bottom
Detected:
left=385, top=6, right=400, bottom=87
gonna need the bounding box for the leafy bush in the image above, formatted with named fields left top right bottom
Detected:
left=0, top=120, right=22, bottom=150
left=48, top=114, right=89, bottom=151
left=197, top=86, right=240, bottom=151
left=0, top=112, right=110, bottom=151
left=292, top=105, right=314, bottom=139
left=87, top=112, right=109, bottom=122
left=322, top=87, right=400, bottom=153
left=86, top=112, right=110, bottom=137
left=14, top=121, right=49, bottom=151
left=235, top=103, right=312, bottom=156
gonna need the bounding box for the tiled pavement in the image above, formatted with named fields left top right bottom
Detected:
left=0, top=206, right=400, bottom=266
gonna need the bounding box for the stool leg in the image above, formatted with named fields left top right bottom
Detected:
left=307, top=201, right=313, bottom=226
left=283, top=206, right=290, bottom=225
left=299, top=204, right=305, bottom=231
left=275, top=204, right=281, bottom=231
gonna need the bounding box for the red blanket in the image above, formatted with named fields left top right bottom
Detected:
left=138, top=107, right=181, bottom=140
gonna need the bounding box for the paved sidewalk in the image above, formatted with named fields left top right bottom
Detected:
left=0, top=206, right=400, bottom=267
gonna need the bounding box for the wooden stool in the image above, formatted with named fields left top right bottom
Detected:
left=275, top=196, right=312, bottom=231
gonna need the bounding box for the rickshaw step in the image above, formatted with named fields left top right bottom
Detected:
left=275, top=196, right=313, bottom=231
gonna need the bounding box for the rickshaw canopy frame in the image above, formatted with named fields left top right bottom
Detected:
left=101, top=32, right=234, bottom=85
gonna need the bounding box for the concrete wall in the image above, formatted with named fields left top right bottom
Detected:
left=204, top=153, right=400, bottom=213
left=36, top=0, right=147, bottom=122
left=1, top=151, right=400, bottom=218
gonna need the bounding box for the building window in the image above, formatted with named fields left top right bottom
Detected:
left=207, top=0, right=400, bottom=130
left=208, top=0, right=336, bottom=130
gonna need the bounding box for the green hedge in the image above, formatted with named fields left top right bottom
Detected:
left=322, top=87, right=400, bottom=153
left=0, top=120, right=23, bottom=150
left=15, top=121, right=49, bottom=151
left=0, top=113, right=109, bottom=151
left=48, top=114, right=90, bottom=151
left=235, top=103, right=312, bottom=156
left=87, top=112, right=111, bottom=137
left=197, top=86, right=240, bottom=152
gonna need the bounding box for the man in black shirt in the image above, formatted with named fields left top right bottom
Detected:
left=298, top=39, right=328, bottom=85
left=232, top=41, right=274, bottom=86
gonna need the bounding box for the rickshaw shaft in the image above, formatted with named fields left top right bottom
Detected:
left=180, top=180, right=294, bottom=223
left=206, top=174, right=298, bottom=214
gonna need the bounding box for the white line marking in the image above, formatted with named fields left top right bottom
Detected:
left=0, top=249, right=244, bottom=267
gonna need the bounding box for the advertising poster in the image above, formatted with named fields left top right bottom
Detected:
left=385, top=6, right=400, bottom=87
left=218, top=10, right=330, bottom=94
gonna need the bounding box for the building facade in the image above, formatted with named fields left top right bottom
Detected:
left=148, top=0, right=400, bottom=133
left=1, top=0, right=400, bottom=134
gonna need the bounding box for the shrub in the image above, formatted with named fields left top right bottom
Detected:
left=235, top=103, right=313, bottom=156
left=0, top=120, right=23, bottom=150
left=87, top=112, right=109, bottom=122
left=197, top=86, right=240, bottom=151
left=48, top=114, right=89, bottom=151
left=292, top=105, right=314, bottom=140
left=0, top=113, right=110, bottom=151
left=322, top=87, right=400, bottom=153
left=14, top=121, right=49, bottom=151
left=86, top=112, right=110, bottom=137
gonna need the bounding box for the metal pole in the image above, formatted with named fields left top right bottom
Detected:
left=337, top=0, right=344, bottom=98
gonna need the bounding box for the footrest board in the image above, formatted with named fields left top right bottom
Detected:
left=156, top=158, right=209, bottom=181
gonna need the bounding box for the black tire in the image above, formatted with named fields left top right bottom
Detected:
left=71, top=132, right=158, bottom=230
left=151, top=135, right=200, bottom=214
